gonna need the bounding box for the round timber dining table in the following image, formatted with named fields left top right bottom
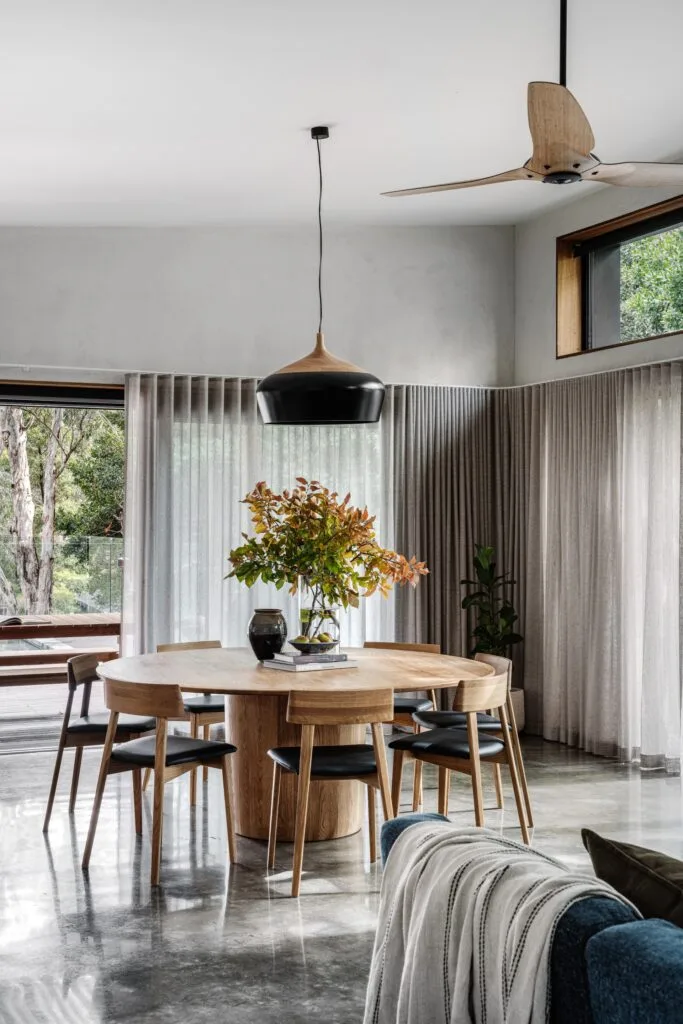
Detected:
left=97, top=646, right=493, bottom=842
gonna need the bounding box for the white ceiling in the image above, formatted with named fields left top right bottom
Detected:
left=1, top=0, right=683, bottom=226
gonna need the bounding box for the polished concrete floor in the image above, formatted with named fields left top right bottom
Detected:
left=1, top=737, right=682, bottom=1023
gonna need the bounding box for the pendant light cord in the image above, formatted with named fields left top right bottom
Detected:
left=316, top=137, right=324, bottom=334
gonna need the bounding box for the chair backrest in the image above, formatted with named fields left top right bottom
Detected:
left=474, top=652, right=512, bottom=690
left=364, top=641, right=441, bottom=654
left=286, top=688, right=394, bottom=726
left=104, top=678, right=186, bottom=718
left=450, top=672, right=508, bottom=714
left=67, top=652, right=101, bottom=691
left=156, top=640, right=222, bottom=653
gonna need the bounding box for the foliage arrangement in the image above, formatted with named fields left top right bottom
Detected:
left=228, top=478, right=428, bottom=640
left=461, top=544, right=523, bottom=656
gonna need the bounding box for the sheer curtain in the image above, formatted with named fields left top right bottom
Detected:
left=498, top=363, right=682, bottom=770
left=123, top=375, right=395, bottom=655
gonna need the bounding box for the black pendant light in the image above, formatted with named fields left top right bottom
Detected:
left=257, top=126, right=385, bottom=426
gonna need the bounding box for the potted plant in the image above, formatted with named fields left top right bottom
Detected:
left=461, top=543, right=525, bottom=729
left=228, top=478, right=428, bottom=656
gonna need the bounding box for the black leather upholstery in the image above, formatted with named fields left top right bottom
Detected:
left=393, top=696, right=434, bottom=715
left=67, top=713, right=156, bottom=734
left=111, top=735, right=237, bottom=767
left=268, top=744, right=379, bottom=778
left=389, top=727, right=504, bottom=759
left=182, top=694, right=225, bottom=714
left=412, top=710, right=504, bottom=731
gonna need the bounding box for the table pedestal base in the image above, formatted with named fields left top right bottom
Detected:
left=225, top=693, right=364, bottom=841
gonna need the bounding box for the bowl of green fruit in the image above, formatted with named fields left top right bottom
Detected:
left=289, top=633, right=338, bottom=655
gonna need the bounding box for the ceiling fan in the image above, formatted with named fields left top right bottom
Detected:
left=383, top=0, right=683, bottom=198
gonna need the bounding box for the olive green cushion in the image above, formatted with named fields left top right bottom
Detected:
left=582, top=828, right=683, bottom=927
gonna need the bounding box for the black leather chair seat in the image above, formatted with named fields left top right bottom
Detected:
left=268, top=744, right=379, bottom=778
left=182, top=694, right=225, bottom=714
left=393, top=696, right=434, bottom=715
left=111, top=735, right=237, bottom=767
left=412, top=710, right=504, bottom=731
left=67, top=713, right=156, bottom=734
left=389, top=727, right=504, bottom=759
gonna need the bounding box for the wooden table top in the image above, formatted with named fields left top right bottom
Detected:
left=0, top=613, right=121, bottom=640
left=97, top=646, right=493, bottom=695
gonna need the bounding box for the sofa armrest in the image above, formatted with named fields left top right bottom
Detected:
left=380, top=812, right=450, bottom=863
left=586, top=919, right=683, bottom=1024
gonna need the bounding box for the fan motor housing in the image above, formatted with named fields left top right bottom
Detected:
left=543, top=170, right=583, bottom=185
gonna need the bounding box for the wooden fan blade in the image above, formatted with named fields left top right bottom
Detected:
left=587, top=161, right=683, bottom=187
left=527, top=82, right=596, bottom=173
left=382, top=166, right=542, bottom=197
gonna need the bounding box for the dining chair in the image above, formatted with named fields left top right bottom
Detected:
left=266, top=687, right=394, bottom=897
left=141, top=640, right=225, bottom=806
left=389, top=670, right=531, bottom=845
left=82, top=678, right=237, bottom=885
left=43, top=653, right=156, bottom=833
left=363, top=641, right=440, bottom=814
left=411, top=653, right=533, bottom=828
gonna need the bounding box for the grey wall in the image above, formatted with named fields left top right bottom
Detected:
left=514, top=185, right=683, bottom=385
left=0, top=224, right=514, bottom=387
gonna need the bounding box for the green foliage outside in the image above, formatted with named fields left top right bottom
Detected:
left=0, top=409, right=124, bottom=614
left=620, top=228, right=683, bottom=342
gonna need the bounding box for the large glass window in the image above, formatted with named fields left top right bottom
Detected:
left=556, top=197, right=683, bottom=357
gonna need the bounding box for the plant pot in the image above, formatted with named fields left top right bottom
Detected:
left=248, top=608, right=287, bottom=661
left=510, top=687, right=525, bottom=732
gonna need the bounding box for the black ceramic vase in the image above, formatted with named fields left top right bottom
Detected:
left=248, top=608, right=287, bottom=661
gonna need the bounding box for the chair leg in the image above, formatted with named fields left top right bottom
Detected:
left=150, top=724, right=168, bottom=886
left=371, top=723, right=393, bottom=821
left=220, top=755, right=236, bottom=864
left=142, top=767, right=152, bottom=792
left=391, top=748, right=405, bottom=816
left=291, top=725, right=314, bottom=898
left=189, top=716, right=199, bottom=808
left=506, top=694, right=533, bottom=828
left=43, top=738, right=68, bottom=833
left=268, top=763, right=282, bottom=869
left=43, top=691, right=74, bottom=832
left=411, top=724, right=423, bottom=811
left=493, top=764, right=504, bottom=810
left=499, top=705, right=530, bottom=845
left=202, top=723, right=210, bottom=784
left=68, top=747, right=84, bottom=815
left=437, top=766, right=450, bottom=816
left=82, top=713, right=119, bottom=870
left=367, top=785, right=377, bottom=863
left=466, top=713, right=485, bottom=828
left=133, top=769, right=143, bottom=835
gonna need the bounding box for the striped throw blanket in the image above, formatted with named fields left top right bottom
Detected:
left=364, top=824, right=634, bottom=1024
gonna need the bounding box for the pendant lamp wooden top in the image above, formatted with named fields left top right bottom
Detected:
left=272, top=332, right=364, bottom=375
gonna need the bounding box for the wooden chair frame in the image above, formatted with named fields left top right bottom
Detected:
left=43, top=652, right=144, bottom=833
left=364, top=641, right=440, bottom=813
left=142, top=640, right=224, bottom=806
left=82, top=678, right=236, bottom=886
left=267, top=687, right=394, bottom=897
left=397, top=671, right=531, bottom=845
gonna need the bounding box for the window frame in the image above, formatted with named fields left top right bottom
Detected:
left=556, top=193, right=683, bottom=359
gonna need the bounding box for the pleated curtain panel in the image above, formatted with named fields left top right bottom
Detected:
left=122, top=374, right=396, bottom=658
left=123, top=363, right=683, bottom=772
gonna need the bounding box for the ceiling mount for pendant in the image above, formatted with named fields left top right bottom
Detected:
left=257, top=126, right=386, bottom=426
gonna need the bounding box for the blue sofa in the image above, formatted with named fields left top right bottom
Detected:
left=381, top=815, right=683, bottom=1024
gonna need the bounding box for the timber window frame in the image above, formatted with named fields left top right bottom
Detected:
left=556, top=193, right=683, bottom=358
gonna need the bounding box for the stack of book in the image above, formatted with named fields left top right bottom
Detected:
left=262, top=651, right=358, bottom=673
